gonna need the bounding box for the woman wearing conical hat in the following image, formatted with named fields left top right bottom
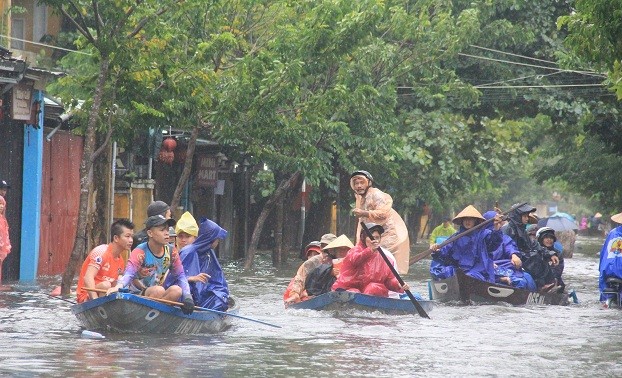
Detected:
left=429, top=205, right=503, bottom=283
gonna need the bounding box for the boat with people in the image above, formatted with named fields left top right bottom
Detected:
left=286, top=290, right=434, bottom=315
left=429, top=270, right=569, bottom=306
left=71, top=290, right=239, bottom=334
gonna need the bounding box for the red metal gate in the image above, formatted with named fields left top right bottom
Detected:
left=38, top=130, right=83, bottom=276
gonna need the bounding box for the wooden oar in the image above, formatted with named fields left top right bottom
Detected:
left=360, top=222, right=430, bottom=319
left=408, top=202, right=527, bottom=266
left=83, top=287, right=281, bottom=328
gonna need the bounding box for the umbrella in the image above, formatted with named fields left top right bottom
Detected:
left=550, top=212, right=575, bottom=222
left=537, top=215, right=578, bottom=232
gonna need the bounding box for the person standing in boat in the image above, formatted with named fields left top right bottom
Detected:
left=429, top=205, right=503, bottom=283
left=482, top=210, right=536, bottom=291
left=174, top=218, right=230, bottom=311
left=331, top=223, right=409, bottom=297
left=76, top=219, right=135, bottom=303
left=350, top=170, right=410, bottom=274
left=502, top=203, right=558, bottom=291
left=109, top=215, right=195, bottom=315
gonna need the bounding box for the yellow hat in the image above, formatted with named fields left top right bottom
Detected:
left=175, top=211, right=199, bottom=237
left=323, top=234, right=354, bottom=250
left=611, top=212, right=622, bottom=224
left=453, top=205, right=484, bottom=223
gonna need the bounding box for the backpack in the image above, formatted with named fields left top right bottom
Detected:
left=305, top=263, right=336, bottom=296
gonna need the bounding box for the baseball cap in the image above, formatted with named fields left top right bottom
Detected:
left=0, top=180, right=10, bottom=189
left=145, top=215, right=176, bottom=229
left=147, top=201, right=170, bottom=217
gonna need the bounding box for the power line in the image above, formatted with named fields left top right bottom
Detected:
left=0, top=34, right=91, bottom=56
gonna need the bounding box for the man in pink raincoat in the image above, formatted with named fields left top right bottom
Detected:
left=350, top=170, right=411, bottom=274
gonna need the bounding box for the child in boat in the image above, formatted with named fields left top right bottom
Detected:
left=429, top=205, right=503, bottom=283
left=76, top=219, right=135, bottom=303
left=177, top=218, right=229, bottom=311
left=503, top=203, right=558, bottom=291
left=331, top=223, right=409, bottom=297
left=536, top=227, right=565, bottom=293
left=482, top=210, right=536, bottom=291
left=175, top=211, right=199, bottom=251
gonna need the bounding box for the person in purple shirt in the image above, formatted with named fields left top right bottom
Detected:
left=109, top=215, right=195, bottom=314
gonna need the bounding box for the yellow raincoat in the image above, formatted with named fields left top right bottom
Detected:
left=352, top=182, right=410, bottom=274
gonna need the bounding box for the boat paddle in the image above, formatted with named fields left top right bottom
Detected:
left=408, top=202, right=527, bottom=266
left=360, top=222, right=430, bottom=319
left=83, top=287, right=282, bottom=329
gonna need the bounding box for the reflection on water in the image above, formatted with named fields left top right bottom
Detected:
left=1, top=236, right=621, bottom=377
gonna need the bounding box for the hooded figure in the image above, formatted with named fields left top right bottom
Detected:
left=599, top=212, right=622, bottom=301
left=503, top=203, right=556, bottom=289
left=430, top=205, right=501, bottom=283
left=483, top=211, right=536, bottom=291
left=350, top=170, right=411, bottom=274
left=176, top=218, right=229, bottom=311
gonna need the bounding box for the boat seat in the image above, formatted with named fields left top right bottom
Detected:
left=606, top=277, right=622, bottom=285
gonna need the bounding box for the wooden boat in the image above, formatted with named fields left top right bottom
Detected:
left=71, top=291, right=239, bottom=334
left=287, top=290, right=434, bottom=315
left=429, top=270, right=569, bottom=306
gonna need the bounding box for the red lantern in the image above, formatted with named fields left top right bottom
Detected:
left=162, top=137, right=177, bottom=152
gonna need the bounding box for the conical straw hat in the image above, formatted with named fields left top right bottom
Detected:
left=453, top=205, right=484, bottom=223
left=323, top=234, right=354, bottom=250
left=611, top=212, right=622, bottom=224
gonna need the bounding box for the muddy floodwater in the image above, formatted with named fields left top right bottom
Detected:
left=0, top=236, right=619, bottom=377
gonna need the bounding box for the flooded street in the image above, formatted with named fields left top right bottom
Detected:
left=1, top=236, right=620, bottom=377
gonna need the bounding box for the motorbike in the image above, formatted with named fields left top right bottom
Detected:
left=602, top=276, right=622, bottom=308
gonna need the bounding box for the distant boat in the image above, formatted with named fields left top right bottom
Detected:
left=429, top=270, right=569, bottom=306
left=287, top=290, right=434, bottom=315
left=71, top=291, right=238, bottom=334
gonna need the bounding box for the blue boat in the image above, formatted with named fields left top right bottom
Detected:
left=71, top=292, right=239, bottom=334
left=287, top=290, right=434, bottom=315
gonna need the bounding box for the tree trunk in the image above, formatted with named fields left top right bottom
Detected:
left=170, top=123, right=200, bottom=211
left=87, top=135, right=110, bottom=250
left=60, top=57, right=110, bottom=295
left=244, top=171, right=301, bottom=270
left=272, top=195, right=284, bottom=266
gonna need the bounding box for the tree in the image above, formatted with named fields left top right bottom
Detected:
left=42, top=0, right=187, bottom=295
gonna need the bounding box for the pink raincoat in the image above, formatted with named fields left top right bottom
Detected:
left=351, top=181, right=411, bottom=274
left=0, top=196, right=10, bottom=260
left=331, top=241, right=403, bottom=297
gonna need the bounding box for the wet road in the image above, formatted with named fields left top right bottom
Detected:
left=0, top=236, right=619, bottom=377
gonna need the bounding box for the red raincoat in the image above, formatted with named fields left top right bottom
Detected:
left=331, top=241, right=403, bottom=297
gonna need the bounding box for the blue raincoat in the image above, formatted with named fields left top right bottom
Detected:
left=430, top=220, right=501, bottom=283
left=166, top=218, right=229, bottom=310
left=599, top=226, right=622, bottom=301
left=483, top=211, right=536, bottom=291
